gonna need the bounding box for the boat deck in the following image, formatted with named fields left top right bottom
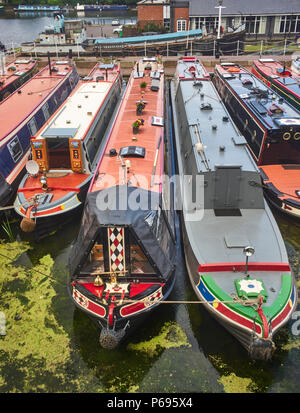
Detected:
left=20, top=172, right=89, bottom=203
left=90, top=58, right=164, bottom=193
left=185, top=207, right=287, bottom=270
left=260, top=164, right=300, bottom=200
left=0, top=62, right=75, bottom=143
left=0, top=58, right=36, bottom=91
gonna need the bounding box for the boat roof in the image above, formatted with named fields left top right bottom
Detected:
left=0, top=58, right=36, bottom=92
left=175, top=56, right=210, bottom=80
left=215, top=63, right=300, bottom=131
left=34, top=63, right=120, bottom=142
left=253, top=59, right=300, bottom=99
left=89, top=58, right=164, bottom=194
left=0, top=61, right=75, bottom=144
left=176, top=59, right=258, bottom=173
left=92, top=29, right=202, bottom=45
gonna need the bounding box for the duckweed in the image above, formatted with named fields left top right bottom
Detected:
left=127, top=322, right=191, bottom=357
left=218, top=372, right=258, bottom=393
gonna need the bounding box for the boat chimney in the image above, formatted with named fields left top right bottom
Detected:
left=47, top=51, right=52, bottom=76
left=0, top=52, right=5, bottom=76
left=243, top=246, right=255, bottom=276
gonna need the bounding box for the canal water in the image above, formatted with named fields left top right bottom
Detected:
left=0, top=204, right=299, bottom=393
left=0, top=10, right=137, bottom=47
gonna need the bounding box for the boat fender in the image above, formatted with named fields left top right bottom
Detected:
left=20, top=205, right=36, bottom=233
left=99, top=327, right=125, bottom=349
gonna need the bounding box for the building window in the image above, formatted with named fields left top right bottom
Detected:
left=243, top=16, right=261, bottom=34
left=177, top=19, right=187, bottom=32
left=279, top=15, right=300, bottom=33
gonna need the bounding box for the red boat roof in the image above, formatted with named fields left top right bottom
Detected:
left=0, top=58, right=37, bottom=92
left=89, top=58, right=164, bottom=194
left=0, top=61, right=75, bottom=145
left=253, top=59, right=300, bottom=99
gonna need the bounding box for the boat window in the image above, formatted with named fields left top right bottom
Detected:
left=8, top=135, right=23, bottom=163
left=89, top=243, right=105, bottom=272
left=129, top=233, right=155, bottom=275
left=28, top=118, right=38, bottom=136
left=42, top=103, right=50, bottom=121
left=46, top=138, right=71, bottom=169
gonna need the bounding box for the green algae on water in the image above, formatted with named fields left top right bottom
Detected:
left=0, top=241, right=72, bottom=390
left=218, top=372, right=258, bottom=393
left=127, top=322, right=191, bottom=357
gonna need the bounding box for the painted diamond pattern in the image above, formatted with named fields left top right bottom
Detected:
left=108, top=227, right=125, bottom=274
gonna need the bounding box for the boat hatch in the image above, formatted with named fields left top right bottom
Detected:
left=134, top=72, right=144, bottom=79
left=81, top=227, right=156, bottom=277
left=42, top=127, right=79, bottom=138
left=119, top=146, right=146, bottom=158
left=249, top=101, right=268, bottom=115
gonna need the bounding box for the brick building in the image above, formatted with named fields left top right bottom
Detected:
left=137, top=0, right=189, bottom=32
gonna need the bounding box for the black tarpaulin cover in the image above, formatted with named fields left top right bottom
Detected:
left=68, top=185, right=174, bottom=281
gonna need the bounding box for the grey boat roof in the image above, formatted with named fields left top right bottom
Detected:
left=175, top=61, right=258, bottom=173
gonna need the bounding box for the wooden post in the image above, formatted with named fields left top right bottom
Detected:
left=236, top=40, right=239, bottom=56
left=260, top=40, right=263, bottom=57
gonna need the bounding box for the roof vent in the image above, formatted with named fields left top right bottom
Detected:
left=200, top=103, right=212, bottom=111
left=109, top=148, right=117, bottom=156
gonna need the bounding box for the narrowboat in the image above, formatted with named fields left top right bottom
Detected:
left=68, top=58, right=177, bottom=349
left=14, top=62, right=122, bottom=239
left=170, top=57, right=297, bottom=360
left=0, top=60, right=79, bottom=209
left=0, top=57, right=38, bottom=102
left=252, top=58, right=300, bottom=111
left=291, top=57, right=300, bottom=75
left=213, top=62, right=300, bottom=220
